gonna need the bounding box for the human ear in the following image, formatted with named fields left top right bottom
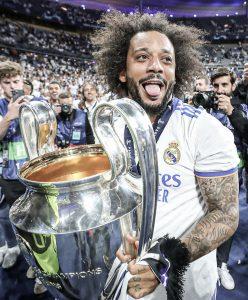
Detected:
left=119, top=70, right=127, bottom=83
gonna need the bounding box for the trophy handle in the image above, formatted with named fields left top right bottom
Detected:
left=92, top=98, right=158, bottom=258
left=19, top=100, right=57, bottom=160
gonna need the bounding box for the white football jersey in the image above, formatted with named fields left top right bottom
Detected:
left=149, top=99, right=238, bottom=300
left=114, top=98, right=239, bottom=300
left=154, top=98, right=238, bottom=241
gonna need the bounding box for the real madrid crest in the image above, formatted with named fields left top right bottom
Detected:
left=164, top=142, right=181, bottom=165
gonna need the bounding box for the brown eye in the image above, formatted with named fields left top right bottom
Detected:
left=137, top=55, right=148, bottom=61
left=162, top=56, right=172, bottom=63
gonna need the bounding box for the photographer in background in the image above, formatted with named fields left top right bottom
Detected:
left=211, top=67, right=237, bottom=115
left=210, top=67, right=248, bottom=290
left=56, top=92, right=94, bottom=149
left=211, top=67, right=248, bottom=183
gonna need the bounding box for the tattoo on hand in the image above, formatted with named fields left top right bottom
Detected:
left=131, top=276, right=141, bottom=282
left=134, top=284, right=141, bottom=292
left=137, top=266, right=147, bottom=274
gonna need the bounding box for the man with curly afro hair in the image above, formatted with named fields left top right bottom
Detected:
left=92, top=11, right=239, bottom=300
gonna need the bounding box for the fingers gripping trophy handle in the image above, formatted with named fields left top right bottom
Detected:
left=19, top=101, right=57, bottom=161
left=92, top=98, right=158, bottom=259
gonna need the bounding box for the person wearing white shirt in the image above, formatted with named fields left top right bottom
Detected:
left=92, top=11, right=239, bottom=300
left=81, top=82, right=98, bottom=115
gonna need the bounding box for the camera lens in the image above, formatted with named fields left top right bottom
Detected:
left=61, top=104, right=71, bottom=114
left=192, top=91, right=217, bottom=109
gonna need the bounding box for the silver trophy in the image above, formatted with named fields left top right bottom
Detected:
left=10, top=99, right=158, bottom=299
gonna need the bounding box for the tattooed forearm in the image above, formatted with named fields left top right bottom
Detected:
left=182, top=172, right=239, bottom=262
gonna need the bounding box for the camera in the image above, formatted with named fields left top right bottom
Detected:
left=61, top=104, right=71, bottom=114
left=192, top=91, right=218, bottom=110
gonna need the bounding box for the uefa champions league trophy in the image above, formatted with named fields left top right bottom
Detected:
left=9, top=99, right=158, bottom=299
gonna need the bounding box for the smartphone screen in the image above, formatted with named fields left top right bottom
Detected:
left=12, top=89, right=24, bottom=102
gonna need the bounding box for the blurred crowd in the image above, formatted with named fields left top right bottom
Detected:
left=180, top=16, right=248, bottom=42
left=0, top=16, right=93, bottom=57
left=212, top=21, right=248, bottom=41
left=0, top=0, right=101, bottom=28
left=1, top=0, right=248, bottom=42
left=0, top=14, right=247, bottom=104
left=202, top=43, right=248, bottom=77
left=0, top=49, right=105, bottom=102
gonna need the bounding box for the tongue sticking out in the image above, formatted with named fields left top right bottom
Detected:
left=144, top=84, right=161, bottom=97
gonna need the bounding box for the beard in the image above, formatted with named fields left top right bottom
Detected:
left=126, top=75, right=175, bottom=116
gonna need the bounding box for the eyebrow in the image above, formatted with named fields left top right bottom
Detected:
left=133, top=47, right=173, bottom=55
left=213, top=82, right=228, bottom=85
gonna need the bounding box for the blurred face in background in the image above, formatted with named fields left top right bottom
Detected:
left=0, top=75, right=23, bottom=100
left=195, top=78, right=210, bottom=92
left=83, top=83, right=98, bottom=104
left=212, top=75, right=235, bottom=96
left=23, top=82, right=32, bottom=95
left=48, top=83, right=61, bottom=103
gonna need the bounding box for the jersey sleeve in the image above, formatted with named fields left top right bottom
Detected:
left=194, top=111, right=239, bottom=177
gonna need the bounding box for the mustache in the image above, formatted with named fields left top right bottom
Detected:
left=216, top=92, right=231, bottom=96
left=138, top=74, right=167, bottom=86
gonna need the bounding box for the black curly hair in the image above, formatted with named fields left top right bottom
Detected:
left=92, top=11, right=205, bottom=98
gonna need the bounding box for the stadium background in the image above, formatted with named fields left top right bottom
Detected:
left=0, top=1, right=247, bottom=299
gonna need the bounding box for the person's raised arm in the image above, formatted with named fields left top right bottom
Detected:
left=0, top=97, right=28, bottom=140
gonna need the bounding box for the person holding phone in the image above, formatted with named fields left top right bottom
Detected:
left=0, top=61, right=28, bottom=269
left=56, top=92, right=94, bottom=149
left=0, top=61, right=47, bottom=294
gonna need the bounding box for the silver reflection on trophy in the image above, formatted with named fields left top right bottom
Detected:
left=10, top=98, right=158, bottom=299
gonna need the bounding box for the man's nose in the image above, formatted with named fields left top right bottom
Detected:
left=10, top=82, right=16, bottom=89
left=216, top=87, right=224, bottom=94
left=147, top=57, right=163, bottom=73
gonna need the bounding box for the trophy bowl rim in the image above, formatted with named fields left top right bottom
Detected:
left=18, top=144, right=111, bottom=187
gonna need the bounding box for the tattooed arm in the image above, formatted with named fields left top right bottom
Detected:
left=116, top=172, right=239, bottom=298
left=182, top=172, right=239, bottom=262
